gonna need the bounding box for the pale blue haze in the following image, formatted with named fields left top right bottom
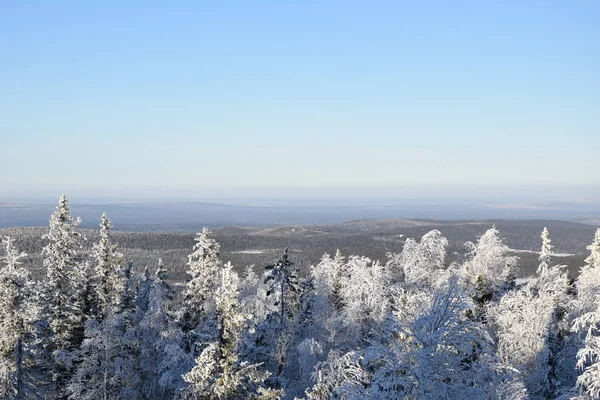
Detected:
left=1, top=1, right=599, bottom=197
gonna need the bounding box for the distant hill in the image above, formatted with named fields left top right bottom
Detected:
left=2, top=198, right=599, bottom=230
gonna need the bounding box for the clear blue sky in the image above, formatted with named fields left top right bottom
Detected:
left=1, top=1, right=599, bottom=198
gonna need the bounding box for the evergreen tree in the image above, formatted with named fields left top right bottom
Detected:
left=576, top=229, right=600, bottom=317
left=67, top=309, right=140, bottom=400
left=90, top=213, right=125, bottom=320
left=138, top=261, right=189, bottom=399
left=181, top=263, right=280, bottom=400
left=0, top=237, right=36, bottom=399
left=41, top=194, right=86, bottom=398
left=264, top=248, right=301, bottom=331
left=178, top=228, right=222, bottom=353
left=264, top=248, right=302, bottom=378
left=572, top=304, right=600, bottom=399
left=538, top=227, right=554, bottom=274
left=585, top=229, right=600, bottom=269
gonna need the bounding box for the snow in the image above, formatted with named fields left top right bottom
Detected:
left=2, top=198, right=599, bottom=399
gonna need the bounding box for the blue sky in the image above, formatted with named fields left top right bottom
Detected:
left=1, top=1, right=599, bottom=198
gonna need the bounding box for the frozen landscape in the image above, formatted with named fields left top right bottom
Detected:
left=2, top=1, right=599, bottom=398
left=2, top=195, right=600, bottom=399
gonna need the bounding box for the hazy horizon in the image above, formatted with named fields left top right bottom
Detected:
left=2, top=185, right=600, bottom=231
left=2, top=184, right=600, bottom=205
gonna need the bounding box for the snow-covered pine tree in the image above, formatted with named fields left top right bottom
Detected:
left=538, top=227, right=554, bottom=274
left=41, top=194, right=86, bottom=398
left=0, top=237, right=36, bottom=399
left=181, top=262, right=280, bottom=400
left=90, top=213, right=125, bottom=320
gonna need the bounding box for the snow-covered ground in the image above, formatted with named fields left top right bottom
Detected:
left=231, top=250, right=267, bottom=254
left=508, top=248, right=574, bottom=257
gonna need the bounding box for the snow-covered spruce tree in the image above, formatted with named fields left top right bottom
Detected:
left=181, top=262, right=280, bottom=400
left=571, top=299, right=600, bottom=399
left=178, top=228, right=222, bottom=350
left=538, top=226, right=554, bottom=274
left=461, top=227, right=518, bottom=306
left=558, top=229, right=600, bottom=396
left=67, top=308, right=140, bottom=400
left=576, top=229, right=600, bottom=318
left=41, top=194, right=87, bottom=397
left=586, top=229, right=600, bottom=269
left=262, top=248, right=303, bottom=380
left=120, top=260, right=136, bottom=314
left=90, top=213, right=125, bottom=320
left=0, top=237, right=37, bottom=399
left=264, top=248, right=301, bottom=331
left=134, top=266, right=152, bottom=322
left=138, top=261, right=189, bottom=399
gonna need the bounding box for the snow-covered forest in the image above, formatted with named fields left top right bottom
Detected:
left=2, top=195, right=600, bottom=400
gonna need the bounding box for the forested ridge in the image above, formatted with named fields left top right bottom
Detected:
left=2, top=195, right=600, bottom=399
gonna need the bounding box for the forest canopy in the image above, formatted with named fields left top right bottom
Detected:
left=1, top=195, right=600, bottom=399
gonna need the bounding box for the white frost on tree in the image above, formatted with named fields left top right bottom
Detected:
left=461, top=227, right=519, bottom=302
left=538, top=227, right=554, bottom=274
left=363, top=277, right=525, bottom=399
left=67, top=310, right=139, bottom=400
left=305, top=350, right=368, bottom=400
left=571, top=300, right=600, bottom=399
left=178, top=228, right=222, bottom=340
left=487, top=265, right=570, bottom=399
left=576, top=229, right=600, bottom=318
left=41, top=194, right=87, bottom=396
left=0, top=237, right=36, bottom=399
left=339, top=256, right=389, bottom=341
left=395, top=230, right=448, bottom=286
left=138, top=261, right=189, bottom=399
left=90, top=213, right=125, bottom=320
left=181, top=262, right=280, bottom=400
